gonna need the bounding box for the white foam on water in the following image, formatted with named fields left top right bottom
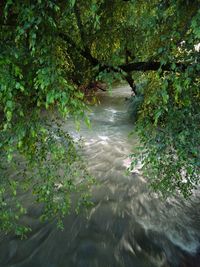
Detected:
left=98, top=135, right=109, bottom=141
left=167, top=231, right=199, bottom=254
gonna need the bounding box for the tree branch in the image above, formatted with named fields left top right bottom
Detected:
left=73, top=2, right=99, bottom=66
left=120, top=61, right=186, bottom=72
left=59, top=33, right=99, bottom=66
left=59, top=34, right=187, bottom=76
left=74, top=2, right=86, bottom=44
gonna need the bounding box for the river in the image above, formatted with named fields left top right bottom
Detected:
left=0, top=85, right=200, bottom=267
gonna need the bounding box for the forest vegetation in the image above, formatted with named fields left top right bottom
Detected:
left=0, top=0, right=199, bottom=236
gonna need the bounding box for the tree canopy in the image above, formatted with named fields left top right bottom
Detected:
left=0, top=0, right=200, bottom=236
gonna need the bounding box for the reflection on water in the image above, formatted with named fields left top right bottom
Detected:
left=0, top=85, right=200, bottom=267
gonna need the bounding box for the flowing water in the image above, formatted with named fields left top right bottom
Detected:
left=0, top=85, right=200, bottom=267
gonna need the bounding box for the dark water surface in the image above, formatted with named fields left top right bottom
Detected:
left=0, top=86, right=200, bottom=267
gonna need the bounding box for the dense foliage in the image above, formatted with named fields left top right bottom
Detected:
left=0, top=0, right=199, bottom=235
left=128, top=1, right=200, bottom=197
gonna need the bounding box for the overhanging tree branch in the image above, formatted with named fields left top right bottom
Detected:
left=59, top=32, right=99, bottom=66
left=59, top=31, right=188, bottom=95
left=74, top=2, right=86, bottom=45
left=59, top=33, right=187, bottom=72
left=119, top=61, right=186, bottom=72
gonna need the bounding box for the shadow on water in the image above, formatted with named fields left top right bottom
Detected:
left=0, top=85, right=200, bottom=267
